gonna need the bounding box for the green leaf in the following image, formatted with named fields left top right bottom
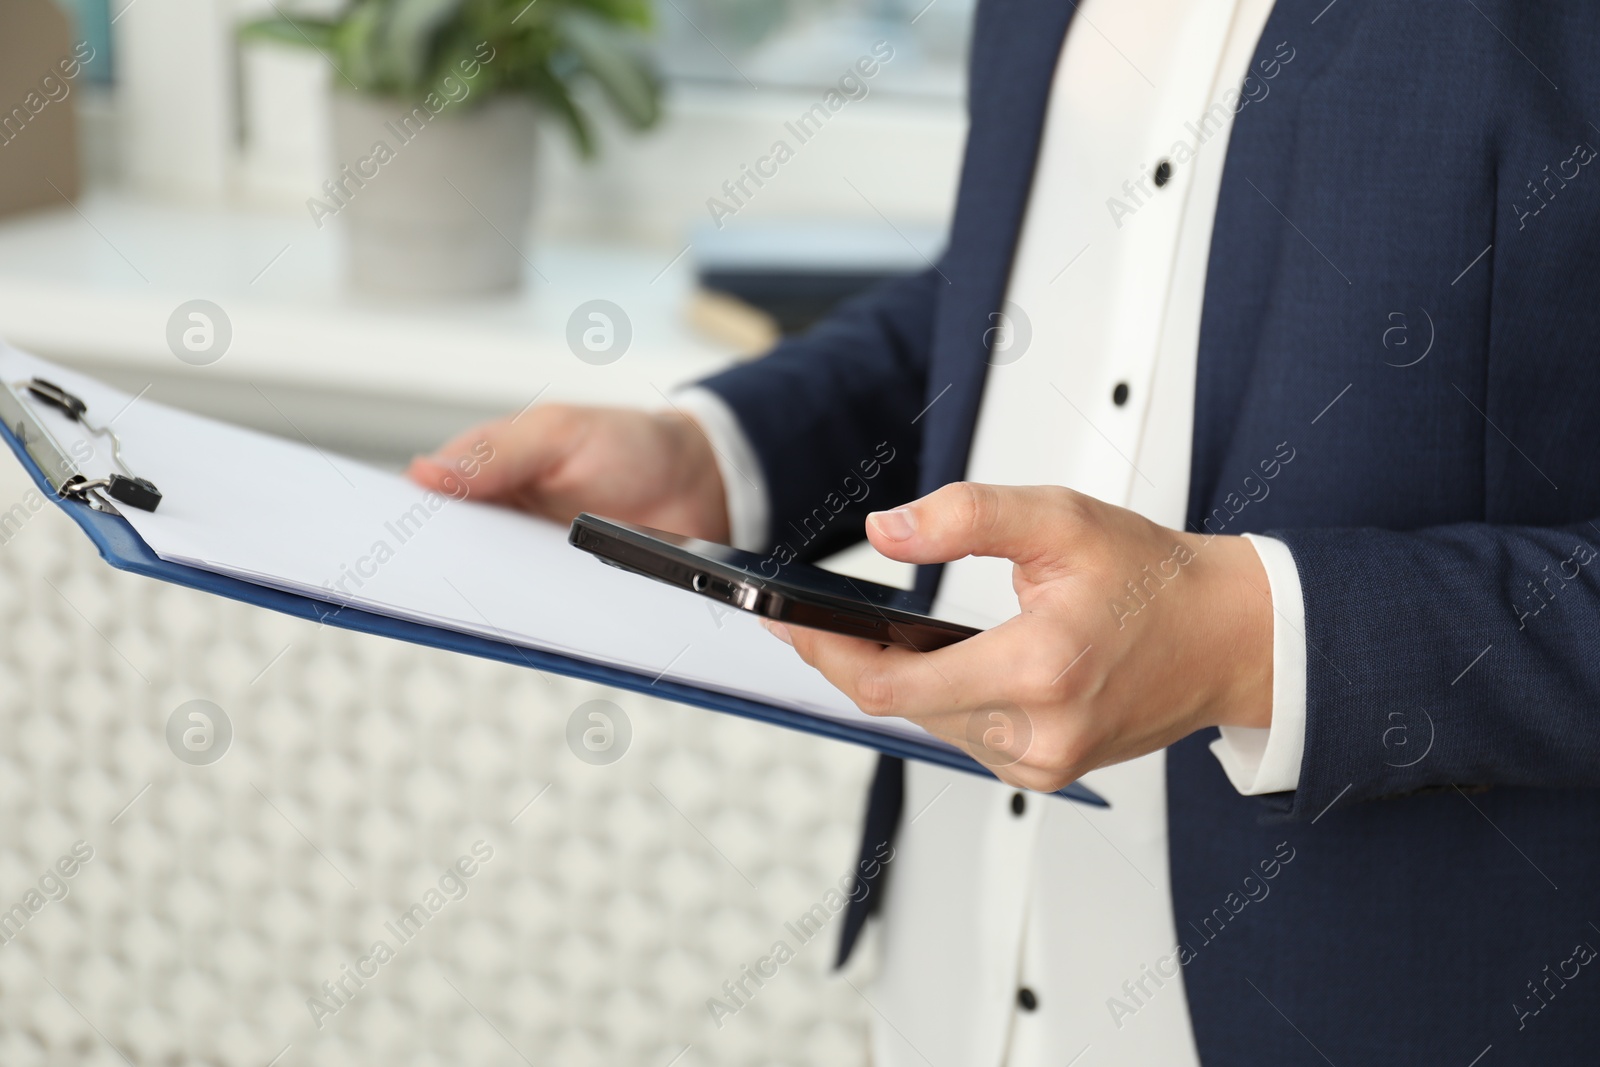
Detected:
left=556, top=9, right=660, bottom=129
left=336, top=0, right=389, bottom=89
left=377, top=0, right=469, bottom=88
left=237, top=16, right=339, bottom=52
left=241, top=0, right=661, bottom=157
left=533, top=70, right=597, bottom=157
left=569, top=0, right=654, bottom=32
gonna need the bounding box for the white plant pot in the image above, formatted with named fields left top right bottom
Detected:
left=327, top=91, right=537, bottom=296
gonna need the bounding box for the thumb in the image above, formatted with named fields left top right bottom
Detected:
left=864, top=482, right=1079, bottom=568
left=405, top=414, right=570, bottom=500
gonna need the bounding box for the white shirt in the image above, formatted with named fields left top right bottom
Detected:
left=681, top=0, right=1305, bottom=1061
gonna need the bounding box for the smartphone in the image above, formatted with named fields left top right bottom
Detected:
left=569, top=513, right=981, bottom=652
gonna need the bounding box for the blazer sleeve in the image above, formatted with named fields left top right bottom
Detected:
left=693, top=266, right=941, bottom=558
left=1263, top=518, right=1600, bottom=820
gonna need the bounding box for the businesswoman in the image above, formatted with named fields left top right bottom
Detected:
left=415, top=1, right=1600, bottom=1062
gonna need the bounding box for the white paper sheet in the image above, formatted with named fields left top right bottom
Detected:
left=1, top=344, right=943, bottom=748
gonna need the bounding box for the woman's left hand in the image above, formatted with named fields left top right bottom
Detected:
left=764, top=482, right=1275, bottom=792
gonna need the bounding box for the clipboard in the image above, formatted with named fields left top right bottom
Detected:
left=0, top=370, right=1106, bottom=807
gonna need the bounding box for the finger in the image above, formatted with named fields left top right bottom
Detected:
left=862, top=699, right=1077, bottom=794
left=764, top=615, right=1044, bottom=721
left=405, top=455, right=464, bottom=493
left=765, top=622, right=947, bottom=718
left=765, top=615, right=1097, bottom=789
left=864, top=482, right=1083, bottom=569
left=411, top=410, right=578, bottom=501
left=865, top=701, right=1077, bottom=795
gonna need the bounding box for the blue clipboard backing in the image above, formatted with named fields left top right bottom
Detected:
left=0, top=415, right=1105, bottom=807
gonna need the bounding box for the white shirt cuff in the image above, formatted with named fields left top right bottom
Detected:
left=672, top=387, right=771, bottom=552
left=1208, top=534, right=1308, bottom=795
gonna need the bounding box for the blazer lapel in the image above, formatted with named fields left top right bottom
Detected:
left=1186, top=0, right=1367, bottom=524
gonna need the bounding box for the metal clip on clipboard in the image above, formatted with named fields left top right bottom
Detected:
left=0, top=377, right=162, bottom=514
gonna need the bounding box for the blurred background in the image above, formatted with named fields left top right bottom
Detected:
left=0, top=0, right=973, bottom=1064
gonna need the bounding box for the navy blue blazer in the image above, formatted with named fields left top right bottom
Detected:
left=699, top=1, right=1600, bottom=1061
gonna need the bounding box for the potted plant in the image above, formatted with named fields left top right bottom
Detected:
left=243, top=0, right=661, bottom=295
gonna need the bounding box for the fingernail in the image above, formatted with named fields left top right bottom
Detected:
left=409, top=454, right=447, bottom=469
left=869, top=508, right=916, bottom=541
left=762, top=620, right=793, bottom=645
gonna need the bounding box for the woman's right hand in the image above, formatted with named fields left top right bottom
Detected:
left=407, top=404, right=732, bottom=543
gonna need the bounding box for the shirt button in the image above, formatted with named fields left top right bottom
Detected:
left=1017, top=987, right=1039, bottom=1011
left=1154, top=159, right=1173, bottom=187
left=1112, top=382, right=1130, bottom=406
left=1010, top=792, right=1026, bottom=817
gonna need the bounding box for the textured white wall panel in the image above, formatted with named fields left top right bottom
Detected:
left=0, top=457, right=877, bottom=1066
